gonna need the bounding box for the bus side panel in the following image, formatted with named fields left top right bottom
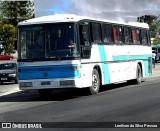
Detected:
left=80, top=45, right=111, bottom=86
left=80, top=44, right=152, bottom=87
left=98, top=45, right=110, bottom=84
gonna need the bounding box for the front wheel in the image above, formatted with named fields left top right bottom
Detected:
left=89, top=69, right=100, bottom=95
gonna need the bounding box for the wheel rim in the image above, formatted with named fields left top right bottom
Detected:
left=92, top=74, right=99, bottom=90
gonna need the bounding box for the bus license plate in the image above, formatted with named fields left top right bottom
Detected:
left=41, top=81, right=51, bottom=85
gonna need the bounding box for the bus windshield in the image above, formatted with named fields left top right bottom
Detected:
left=19, top=23, right=80, bottom=60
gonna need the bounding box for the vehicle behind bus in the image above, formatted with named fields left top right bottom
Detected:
left=152, top=46, right=160, bottom=62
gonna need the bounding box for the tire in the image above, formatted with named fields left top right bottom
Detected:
left=133, top=64, right=142, bottom=84
left=89, top=69, right=100, bottom=95
left=38, top=89, right=53, bottom=97
left=15, top=79, right=18, bottom=84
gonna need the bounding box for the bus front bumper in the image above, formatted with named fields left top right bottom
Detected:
left=19, top=78, right=82, bottom=90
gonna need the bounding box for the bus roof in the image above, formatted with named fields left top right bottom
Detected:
left=18, top=14, right=149, bottom=29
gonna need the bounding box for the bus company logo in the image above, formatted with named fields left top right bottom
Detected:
left=43, top=73, right=48, bottom=77
left=2, top=123, right=11, bottom=128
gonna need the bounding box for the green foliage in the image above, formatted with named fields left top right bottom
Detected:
left=137, top=15, right=157, bottom=25
left=150, top=23, right=160, bottom=38
left=0, top=24, right=16, bottom=53
left=137, top=15, right=160, bottom=39
left=0, top=1, right=34, bottom=26
left=0, top=1, right=34, bottom=52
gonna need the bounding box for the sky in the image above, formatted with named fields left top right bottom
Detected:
left=34, top=0, right=160, bottom=21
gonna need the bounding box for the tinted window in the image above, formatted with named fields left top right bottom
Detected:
left=91, top=23, right=102, bottom=43
left=19, top=23, right=80, bottom=59
left=141, top=29, right=148, bottom=45
left=113, top=25, right=123, bottom=44
left=147, top=30, right=151, bottom=45
left=102, top=24, right=113, bottom=43
left=79, top=24, right=90, bottom=46
left=124, top=27, right=132, bottom=44
left=132, top=28, right=141, bottom=44
left=20, top=26, right=45, bottom=59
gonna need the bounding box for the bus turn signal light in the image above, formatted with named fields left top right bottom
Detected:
left=72, top=66, right=78, bottom=70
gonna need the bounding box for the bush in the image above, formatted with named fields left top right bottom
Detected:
left=153, top=38, right=160, bottom=45
left=0, top=24, right=16, bottom=53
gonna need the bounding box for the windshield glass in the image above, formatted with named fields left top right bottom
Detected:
left=19, top=23, right=80, bottom=60
left=0, top=63, right=16, bottom=70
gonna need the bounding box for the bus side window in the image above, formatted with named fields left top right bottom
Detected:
left=113, top=25, right=123, bottom=44
left=136, top=29, right=141, bottom=44
left=113, top=26, right=117, bottom=43
left=79, top=23, right=91, bottom=58
left=91, top=23, right=102, bottom=43
left=79, top=25, right=90, bottom=46
left=132, top=28, right=137, bottom=44
left=141, top=29, right=148, bottom=45
left=102, top=24, right=113, bottom=43
left=118, top=26, right=123, bottom=43
left=132, top=28, right=141, bottom=45
left=147, top=30, right=151, bottom=46
left=124, top=27, right=132, bottom=44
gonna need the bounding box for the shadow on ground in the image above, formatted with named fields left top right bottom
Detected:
left=0, top=80, right=145, bottom=102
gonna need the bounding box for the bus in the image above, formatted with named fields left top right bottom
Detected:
left=17, top=14, right=152, bottom=96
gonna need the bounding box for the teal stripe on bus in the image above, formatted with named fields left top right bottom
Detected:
left=98, top=45, right=110, bottom=84
left=112, top=55, right=152, bottom=76
left=112, top=55, right=152, bottom=61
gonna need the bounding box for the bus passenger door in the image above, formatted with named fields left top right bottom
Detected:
left=78, top=21, right=91, bottom=58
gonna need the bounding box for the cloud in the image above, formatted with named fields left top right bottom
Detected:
left=34, top=0, right=160, bottom=21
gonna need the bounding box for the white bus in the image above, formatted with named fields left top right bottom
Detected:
left=17, top=14, right=152, bottom=96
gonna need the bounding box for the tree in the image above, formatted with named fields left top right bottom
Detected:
left=150, top=23, right=160, bottom=38
left=0, top=24, right=16, bottom=53
left=0, top=0, right=34, bottom=26
left=137, top=15, right=160, bottom=39
left=137, top=15, right=157, bottom=25
left=0, top=1, right=34, bottom=52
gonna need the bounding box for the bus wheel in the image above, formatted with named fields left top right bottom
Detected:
left=134, top=64, right=142, bottom=84
left=90, top=69, right=100, bottom=94
left=38, top=89, right=53, bottom=97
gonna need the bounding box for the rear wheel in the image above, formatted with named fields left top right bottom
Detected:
left=38, top=89, right=53, bottom=97
left=89, top=69, right=100, bottom=95
left=133, top=64, right=142, bottom=84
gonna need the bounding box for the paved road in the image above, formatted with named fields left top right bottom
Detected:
left=0, top=78, right=160, bottom=124
left=0, top=60, right=160, bottom=130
